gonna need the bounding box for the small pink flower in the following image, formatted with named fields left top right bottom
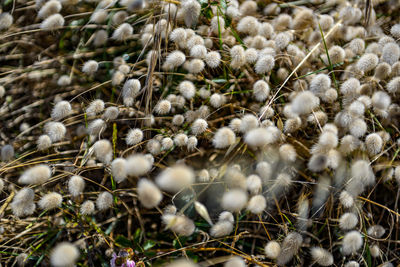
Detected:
left=110, top=251, right=135, bottom=267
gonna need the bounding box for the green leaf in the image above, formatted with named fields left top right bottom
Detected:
left=115, top=235, right=133, bottom=248
left=212, top=78, right=227, bottom=83
left=143, top=240, right=156, bottom=251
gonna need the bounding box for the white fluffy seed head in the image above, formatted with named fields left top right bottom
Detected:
left=240, top=114, right=258, bottom=133
left=382, top=43, right=400, bottom=65
left=349, top=118, right=367, bottom=138
left=111, top=70, right=125, bottom=86
left=37, top=135, right=52, bottom=150
left=244, top=48, right=258, bottom=64
left=174, top=133, right=188, bottom=147
left=221, top=189, right=248, bottom=212
left=279, top=144, right=297, bottom=162
left=68, top=175, right=85, bottom=197
left=246, top=174, right=262, bottom=195
left=274, top=32, right=291, bottom=50
left=349, top=38, right=365, bottom=55
left=209, top=93, right=226, bottom=108
left=230, top=45, right=246, bottom=69
left=137, top=178, right=163, bottom=209
left=89, top=9, right=108, bottom=24
left=325, top=124, right=340, bottom=137
left=161, top=137, right=174, bottom=151
left=126, top=128, right=143, bottom=145
left=50, top=242, right=79, bottom=267
left=191, top=118, right=208, bottom=135
left=367, top=225, right=385, bottom=238
left=213, top=127, right=236, bottom=148
left=237, top=16, right=260, bottom=36
left=264, top=241, right=281, bottom=259
left=308, top=154, right=328, bottom=172
left=93, top=29, right=108, bottom=47
left=259, top=105, right=274, bottom=120
left=156, top=164, right=194, bottom=193
left=190, top=45, right=207, bottom=59
left=172, top=114, right=185, bottom=126
left=82, top=60, right=99, bottom=75
left=205, top=51, right=221, bottom=68
left=372, top=91, right=391, bottom=110
left=255, top=55, right=275, bottom=74
left=395, top=166, right=400, bottom=185
left=122, top=79, right=141, bottom=103
left=96, top=191, right=113, bottom=211
left=178, top=81, right=196, bottom=100
left=323, top=45, right=345, bottom=65
left=310, top=74, right=331, bottom=96
left=40, top=13, right=64, bottom=30
left=339, top=190, right=354, bottom=208
left=229, top=118, right=242, bottom=132
left=291, top=91, right=320, bottom=115
left=253, top=80, right=270, bottom=102
left=276, top=232, right=303, bottom=265
left=80, top=200, right=95, bottom=215
left=102, top=106, right=119, bottom=121
left=44, top=122, right=66, bottom=142
left=38, top=0, right=62, bottom=19
left=86, top=99, right=104, bottom=116
left=219, top=211, right=234, bottom=223
left=284, top=117, right=301, bottom=133
left=19, top=164, right=51, bottom=185
left=374, top=62, right=392, bottom=80
left=348, top=100, right=365, bottom=117
left=210, top=220, right=234, bottom=237
left=198, top=88, right=210, bottom=100
left=188, top=58, right=205, bottom=74
left=370, top=244, right=380, bottom=258
left=310, top=247, right=333, bottom=266
left=390, top=24, right=400, bottom=38
left=39, top=192, right=62, bottom=210
left=356, top=53, right=379, bottom=72
left=51, top=101, right=72, bottom=120
left=0, top=12, right=13, bottom=30
left=224, top=167, right=246, bottom=189
left=321, top=88, right=337, bottom=103
left=11, top=192, right=36, bottom=217
left=162, top=213, right=195, bottom=236
left=112, top=23, right=133, bottom=41
left=111, top=158, right=127, bottom=183
left=223, top=257, right=245, bottom=267
left=1, top=144, right=14, bottom=161
left=318, top=131, right=338, bottom=149
left=126, top=154, right=152, bottom=176
left=344, top=261, right=360, bottom=267
left=13, top=187, right=34, bottom=204
left=352, top=159, right=375, bottom=186
left=182, top=0, right=201, bottom=27
left=387, top=77, right=400, bottom=94
left=87, top=119, right=105, bottom=136
left=245, top=126, right=280, bottom=147
left=146, top=139, right=161, bottom=155
left=342, top=231, right=363, bottom=255
left=187, top=136, right=198, bottom=151
left=93, top=139, right=112, bottom=164
left=166, top=50, right=186, bottom=68
left=155, top=100, right=171, bottom=115
left=339, top=212, right=358, bottom=230
left=247, top=194, right=266, bottom=214
left=170, top=28, right=186, bottom=43
left=365, top=133, right=383, bottom=156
